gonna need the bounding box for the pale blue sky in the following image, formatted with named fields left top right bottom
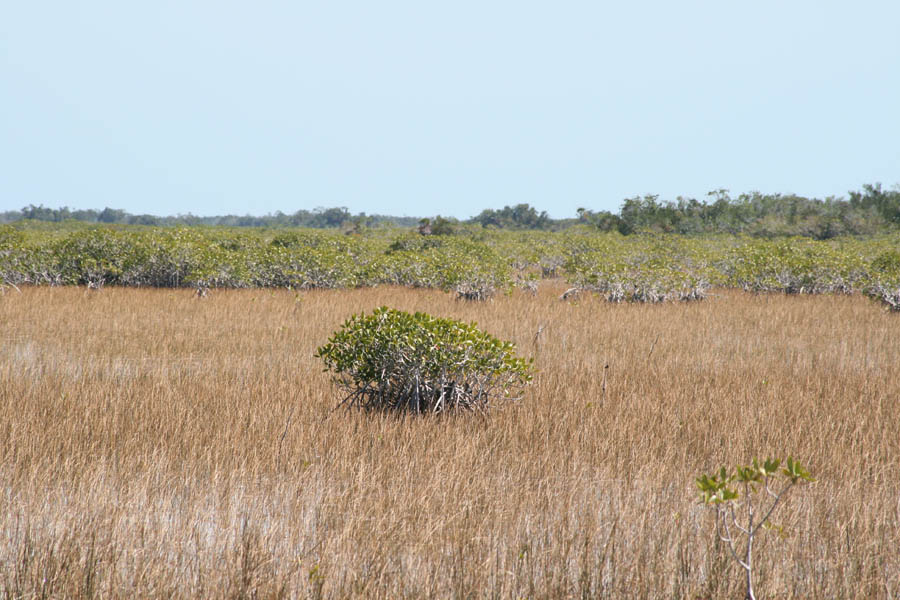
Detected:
left=2, top=1, right=898, bottom=219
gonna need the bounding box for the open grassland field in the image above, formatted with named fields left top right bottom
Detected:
left=2, top=285, right=899, bottom=598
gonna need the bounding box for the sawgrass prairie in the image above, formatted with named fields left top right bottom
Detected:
left=2, top=285, right=898, bottom=598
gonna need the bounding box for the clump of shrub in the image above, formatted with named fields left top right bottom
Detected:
left=455, top=280, right=496, bottom=302
left=864, top=250, right=900, bottom=311
left=567, top=260, right=710, bottom=303
left=379, top=237, right=513, bottom=293
left=563, top=237, right=714, bottom=303
left=727, top=239, right=865, bottom=294
left=0, top=226, right=27, bottom=288
left=865, top=283, right=900, bottom=312
left=315, top=307, right=533, bottom=413
left=385, top=233, right=446, bottom=254
left=870, top=249, right=900, bottom=275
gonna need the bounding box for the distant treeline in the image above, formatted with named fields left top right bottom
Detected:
left=4, top=183, right=899, bottom=238
left=578, top=184, right=900, bottom=239
left=1, top=206, right=421, bottom=229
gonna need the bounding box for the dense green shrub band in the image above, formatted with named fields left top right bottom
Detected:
left=2, top=224, right=900, bottom=310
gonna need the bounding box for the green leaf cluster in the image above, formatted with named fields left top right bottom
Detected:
left=696, top=457, right=814, bottom=505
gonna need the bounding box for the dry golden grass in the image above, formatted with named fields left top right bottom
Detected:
left=1, top=285, right=898, bottom=599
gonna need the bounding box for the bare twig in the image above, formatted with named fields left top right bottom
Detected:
left=601, top=362, right=609, bottom=404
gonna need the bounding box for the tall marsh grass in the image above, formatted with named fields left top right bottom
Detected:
left=1, top=285, right=898, bottom=598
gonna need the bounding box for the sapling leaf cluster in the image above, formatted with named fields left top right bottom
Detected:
left=696, top=457, right=814, bottom=600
